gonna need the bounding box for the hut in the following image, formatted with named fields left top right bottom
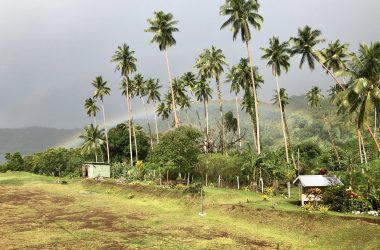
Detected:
left=293, top=175, right=343, bottom=205
left=82, top=163, right=110, bottom=179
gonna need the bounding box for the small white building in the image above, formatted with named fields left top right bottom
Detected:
left=82, top=163, right=110, bottom=178
left=293, top=175, right=343, bottom=205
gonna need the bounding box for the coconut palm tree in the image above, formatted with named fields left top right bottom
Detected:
left=195, top=46, right=228, bottom=152
left=226, top=65, right=242, bottom=151
left=92, top=76, right=111, bottom=163
left=272, top=88, right=291, bottom=149
left=156, top=96, right=172, bottom=129
left=261, top=37, right=291, bottom=162
left=111, top=44, right=137, bottom=167
left=306, top=86, right=342, bottom=167
left=194, top=78, right=213, bottom=152
left=146, top=78, right=162, bottom=143
left=79, top=124, right=105, bottom=163
left=145, top=11, right=180, bottom=128
left=220, top=0, right=264, bottom=154
left=181, top=72, right=201, bottom=128
left=338, top=42, right=380, bottom=155
left=84, top=98, right=99, bottom=126
left=132, top=74, right=154, bottom=149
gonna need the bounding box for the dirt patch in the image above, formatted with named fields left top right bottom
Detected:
left=176, top=226, right=274, bottom=248
left=0, top=187, right=75, bottom=206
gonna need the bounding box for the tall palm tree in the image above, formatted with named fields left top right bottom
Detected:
left=92, top=76, right=111, bottom=163
left=316, top=40, right=349, bottom=90
left=146, top=78, right=162, bottom=143
left=220, top=0, right=264, bottom=154
left=84, top=97, right=99, bottom=126
left=156, top=96, right=172, bottom=129
left=195, top=46, right=228, bottom=152
left=261, top=37, right=291, bottom=162
left=338, top=42, right=380, bottom=155
left=181, top=72, right=200, bottom=128
left=79, top=124, right=105, bottom=162
left=233, top=58, right=264, bottom=151
left=272, top=88, right=291, bottom=150
left=145, top=11, right=180, bottom=128
left=133, top=74, right=154, bottom=149
left=306, top=86, right=342, bottom=167
left=111, top=44, right=137, bottom=167
left=194, top=78, right=213, bottom=152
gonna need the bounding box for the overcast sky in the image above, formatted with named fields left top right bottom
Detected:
left=0, top=0, right=378, bottom=129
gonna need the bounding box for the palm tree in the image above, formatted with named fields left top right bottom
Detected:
left=181, top=72, right=200, bottom=128
left=233, top=58, right=264, bottom=151
left=306, top=86, right=342, bottom=167
left=316, top=40, right=349, bottom=90
left=156, top=98, right=171, bottom=129
left=84, top=98, right=99, bottom=126
left=145, top=11, right=180, bottom=128
left=272, top=88, right=291, bottom=150
left=133, top=74, right=154, bottom=149
left=195, top=46, right=228, bottom=152
left=194, top=78, right=213, bottom=152
left=79, top=124, right=105, bottom=162
left=261, top=37, right=291, bottom=162
left=220, top=0, right=264, bottom=154
left=224, top=111, right=238, bottom=148
left=226, top=65, right=242, bottom=151
left=146, top=78, right=162, bottom=143
left=111, top=44, right=137, bottom=167
left=338, top=42, right=380, bottom=155
left=92, top=76, right=111, bottom=163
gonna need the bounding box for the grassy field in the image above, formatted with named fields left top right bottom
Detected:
left=0, top=172, right=379, bottom=249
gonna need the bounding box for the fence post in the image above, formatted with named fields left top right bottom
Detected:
left=237, top=176, right=240, bottom=190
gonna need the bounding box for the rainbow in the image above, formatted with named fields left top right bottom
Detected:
left=55, top=108, right=148, bottom=149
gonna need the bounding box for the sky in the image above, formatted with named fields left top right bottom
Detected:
left=0, top=0, right=378, bottom=129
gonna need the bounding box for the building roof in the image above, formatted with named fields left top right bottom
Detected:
left=293, top=175, right=343, bottom=187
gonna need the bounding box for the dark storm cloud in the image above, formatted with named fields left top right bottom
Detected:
left=0, top=0, right=378, bottom=128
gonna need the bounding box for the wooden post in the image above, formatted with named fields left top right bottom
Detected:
left=237, top=176, right=240, bottom=190
left=287, top=182, right=291, bottom=198
left=187, top=173, right=190, bottom=186
left=205, top=173, right=208, bottom=186
left=166, top=170, right=169, bottom=183
left=218, top=175, right=221, bottom=188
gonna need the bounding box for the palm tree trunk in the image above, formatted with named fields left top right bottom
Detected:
left=154, top=103, right=159, bottom=143
left=314, top=57, right=345, bottom=90
left=101, top=102, right=110, bottom=163
left=164, top=49, right=180, bottom=128
left=283, top=109, right=291, bottom=147
left=123, top=76, right=133, bottom=167
left=216, top=76, right=226, bottom=154
left=205, top=98, right=210, bottom=152
left=275, top=72, right=289, bottom=162
left=361, top=134, right=368, bottom=163
left=196, top=109, right=203, bottom=129
left=357, top=122, right=364, bottom=163
left=141, top=97, right=153, bottom=149
left=245, top=41, right=260, bottom=154
left=93, top=117, right=97, bottom=127
left=365, top=123, right=380, bottom=156
left=235, top=95, right=242, bottom=152
left=133, top=123, right=138, bottom=161
left=94, top=142, right=98, bottom=162
left=324, top=116, right=341, bottom=168
left=185, top=109, right=192, bottom=127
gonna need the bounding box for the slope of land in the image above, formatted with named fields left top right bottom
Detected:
left=1, top=172, right=379, bottom=249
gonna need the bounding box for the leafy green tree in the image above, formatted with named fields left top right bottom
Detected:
left=145, top=11, right=180, bottom=128
left=306, top=86, right=342, bottom=168
left=79, top=124, right=105, bottom=162
left=220, top=0, right=264, bottom=154
left=108, top=123, right=150, bottom=163
left=147, top=127, right=202, bottom=176
left=261, top=36, right=291, bottom=162
left=111, top=44, right=137, bottom=167
left=0, top=152, right=24, bottom=172
left=92, top=76, right=111, bottom=163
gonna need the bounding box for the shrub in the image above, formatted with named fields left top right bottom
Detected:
left=318, top=204, right=330, bottom=213
left=323, top=186, right=347, bottom=212
left=183, top=183, right=203, bottom=195
left=351, top=198, right=372, bottom=212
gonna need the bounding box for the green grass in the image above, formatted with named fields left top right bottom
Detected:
left=1, top=172, right=379, bottom=249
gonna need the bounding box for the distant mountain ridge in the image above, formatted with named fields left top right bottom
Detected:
left=0, top=127, right=80, bottom=164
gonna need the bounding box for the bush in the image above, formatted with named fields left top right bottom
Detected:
left=183, top=183, right=203, bottom=195
left=351, top=198, right=372, bottom=212
left=323, top=186, right=347, bottom=212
